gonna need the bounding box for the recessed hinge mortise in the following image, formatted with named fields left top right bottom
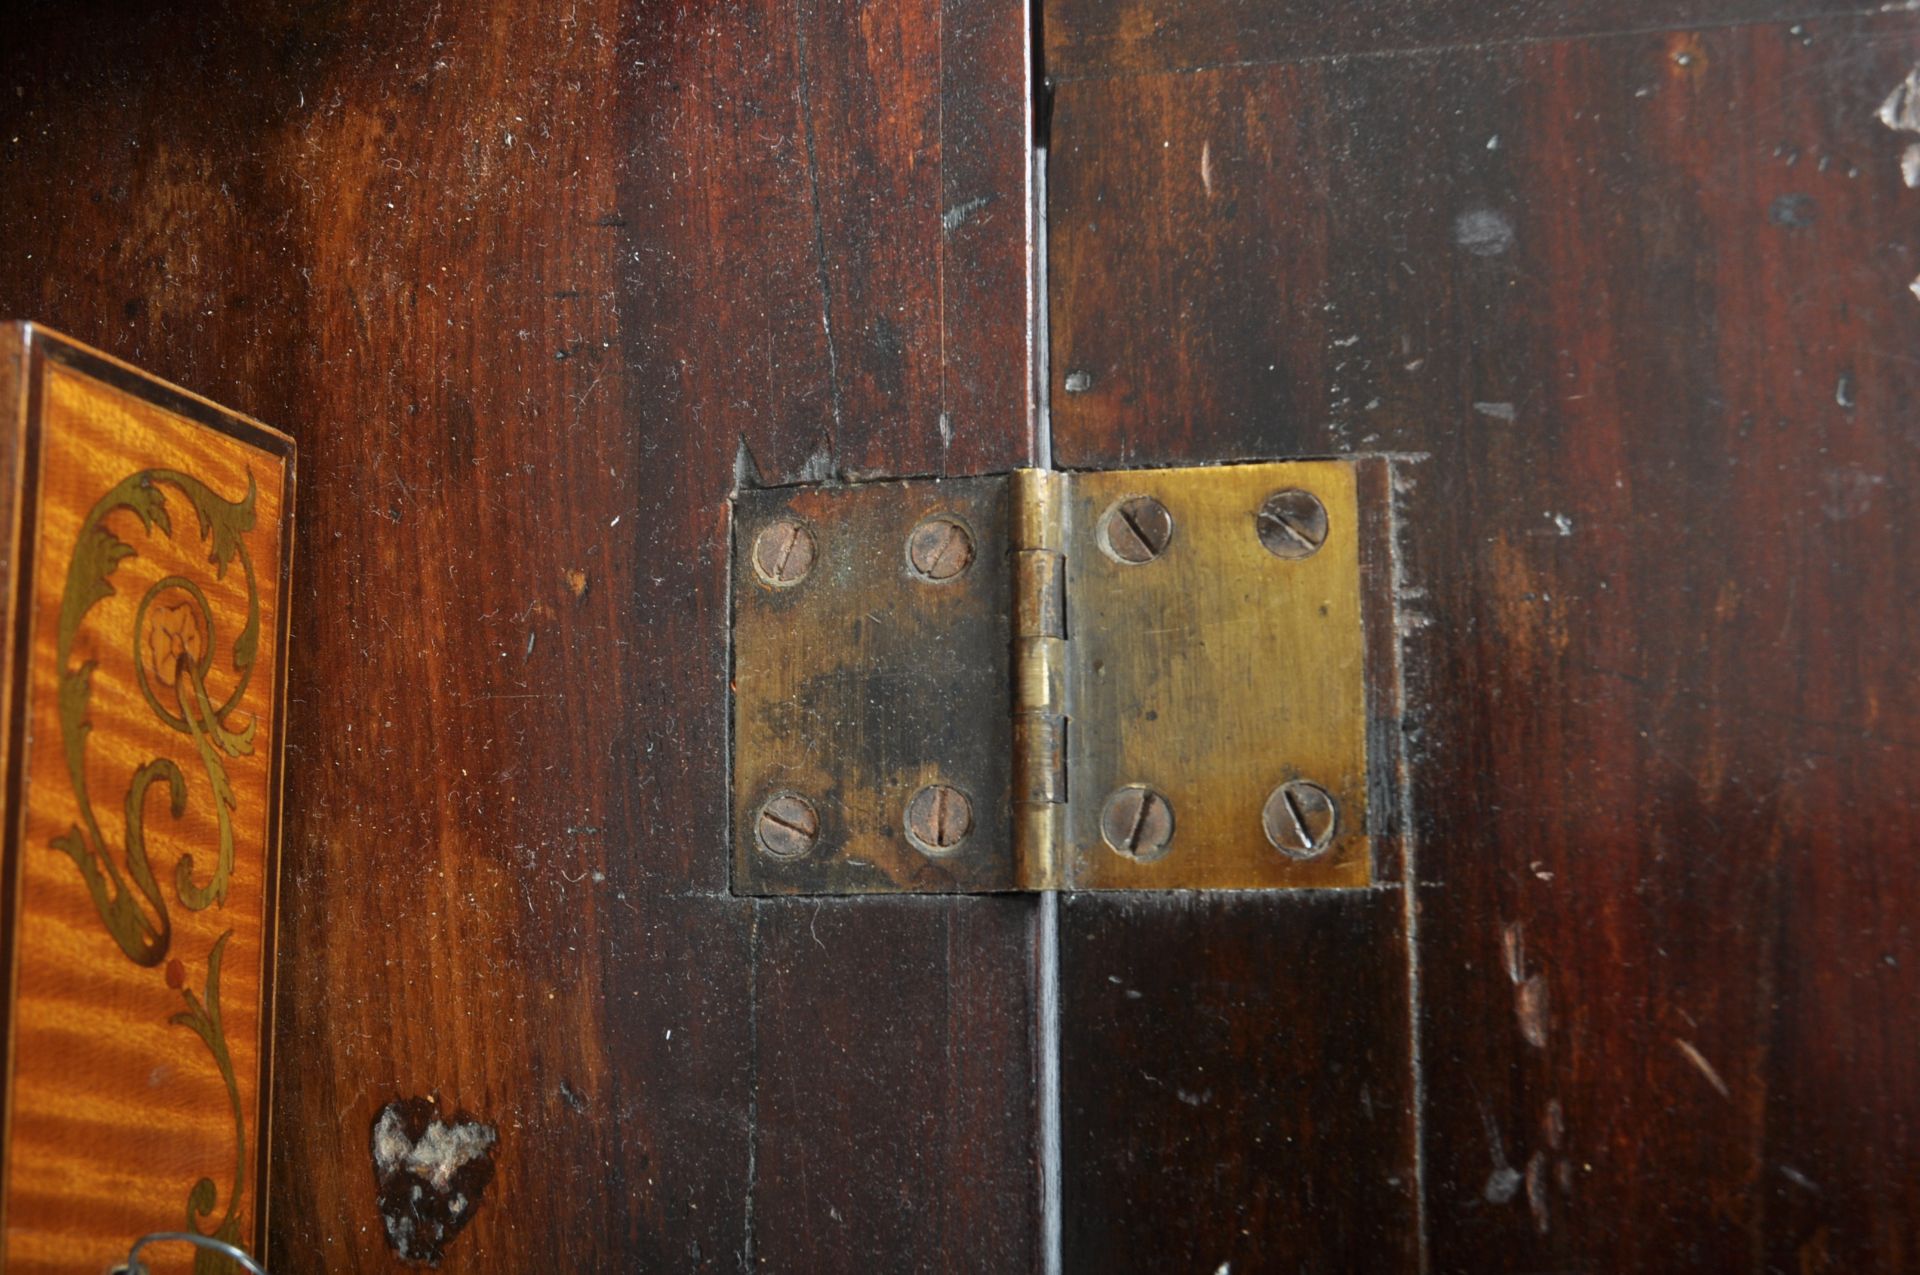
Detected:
left=731, top=458, right=1405, bottom=895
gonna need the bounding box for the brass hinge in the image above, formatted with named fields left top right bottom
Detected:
left=731, top=459, right=1402, bottom=894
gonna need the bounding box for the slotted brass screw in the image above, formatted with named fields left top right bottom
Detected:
left=751, top=517, right=816, bottom=586
left=907, top=517, right=975, bottom=581
left=1100, top=496, right=1173, bottom=564
left=1100, top=785, right=1175, bottom=860
left=905, top=783, right=974, bottom=853
left=754, top=792, right=820, bottom=860
left=1256, top=489, right=1329, bottom=559
left=1263, top=780, right=1338, bottom=858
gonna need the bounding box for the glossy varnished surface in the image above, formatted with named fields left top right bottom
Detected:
left=0, top=330, right=291, bottom=1273
left=1043, top=0, right=1874, bottom=76
left=0, top=1, right=1036, bottom=1269
left=7, top=0, right=1915, bottom=1268
left=1059, top=890, right=1418, bottom=1273
left=1050, top=8, right=1920, bottom=1272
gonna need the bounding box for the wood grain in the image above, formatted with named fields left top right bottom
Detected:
left=0, top=330, right=292, bottom=1274
left=0, top=0, right=1036, bottom=1269
left=1049, top=11, right=1920, bottom=1271
left=0, top=331, right=22, bottom=824
left=1059, top=891, right=1418, bottom=1274
left=753, top=897, right=1041, bottom=1272
left=1043, top=0, right=1878, bottom=78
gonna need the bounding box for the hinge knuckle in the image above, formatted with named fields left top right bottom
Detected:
left=1012, top=469, right=1068, bottom=890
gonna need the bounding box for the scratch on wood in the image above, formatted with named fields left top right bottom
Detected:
left=1502, top=921, right=1549, bottom=1048
left=1516, top=975, right=1549, bottom=1049
left=1674, top=1037, right=1732, bottom=1099
left=943, top=195, right=991, bottom=233
left=1479, top=1101, right=1522, bottom=1205
left=1524, top=1150, right=1550, bottom=1234
left=1501, top=921, right=1526, bottom=984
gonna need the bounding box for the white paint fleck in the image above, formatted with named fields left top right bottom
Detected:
left=1063, top=370, right=1093, bottom=393
left=411, top=1121, right=496, bottom=1190
left=372, top=1107, right=414, bottom=1176
left=1486, top=1166, right=1523, bottom=1204
left=1779, top=1164, right=1821, bottom=1192
left=1822, top=465, right=1886, bottom=520
left=1550, top=512, right=1574, bottom=536
left=1201, top=139, right=1214, bottom=196
left=1877, top=67, right=1920, bottom=134
left=1902, top=142, right=1920, bottom=187
left=942, top=195, right=990, bottom=233
left=797, top=440, right=834, bottom=483
left=373, top=1106, right=499, bottom=1192
left=1473, top=401, right=1517, bottom=422
left=1454, top=208, right=1515, bottom=257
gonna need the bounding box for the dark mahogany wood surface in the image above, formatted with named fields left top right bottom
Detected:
left=1050, top=7, right=1920, bottom=1273
left=1060, top=891, right=1418, bottom=1273
left=6, top=0, right=1920, bottom=1270
left=0, top=1, right=1036, bottom=1271
left=1044, top=0, right=1877, bottom=77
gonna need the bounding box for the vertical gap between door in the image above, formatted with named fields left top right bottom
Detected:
left=1389, top=462, right=1430, bottom=1275
left=1028, top=0, right=1061, bottom=1268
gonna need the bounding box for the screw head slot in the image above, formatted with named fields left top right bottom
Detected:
left=1099, top=496, right=1173, bottom=564
left=1256, top=489, right=1329, bottom=560
left=905, top=783, right=974, bottom=854
left=906, top=517, right=976, bottom=582
left=751, top=517, right=817, bottom=587
left=1263, top=780, right=1338, bottom=858
left=1099, top=785, right=1176, bottom=861
left=754, top=792, right=821, bottom=860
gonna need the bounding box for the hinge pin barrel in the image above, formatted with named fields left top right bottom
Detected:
left=1010, top=468, right=1068, bottom=891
